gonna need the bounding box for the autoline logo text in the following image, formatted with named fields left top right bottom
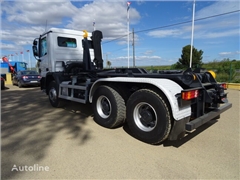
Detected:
left=11, top=164, right=49, bottom=172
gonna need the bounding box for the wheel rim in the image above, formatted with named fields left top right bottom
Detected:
left=96, top=95, right=112, bottom=119
left=133, top=102, right=157, bottom=132
left=49, top=87, right=57, bottom=103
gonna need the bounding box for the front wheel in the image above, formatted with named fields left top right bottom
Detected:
left=126, top=89, right=171, bottom=144
left=48, top=81, right=65, bottom=108
left=18, top=81, right=23, bottom=88
left=92, top=86, right=126, bottom=128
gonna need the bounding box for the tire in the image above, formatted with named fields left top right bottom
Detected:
left=48, top=81, right=65, bottom=108
left=18, top=81, right=23, bottom=88
left=92, top=85, right=126, bottom=128
left=1, top=82, right=5, bottom=90
left=126, top=89, right=171, bottom=144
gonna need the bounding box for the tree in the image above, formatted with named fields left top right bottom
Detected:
left=175, top=45, right=203, bottom=69
left=106, top=61, right=111, bottom=68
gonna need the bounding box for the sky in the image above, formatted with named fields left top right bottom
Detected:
left=0, top=0, right=240, bottom=68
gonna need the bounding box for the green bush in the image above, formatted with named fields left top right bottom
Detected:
left=140, top=59, right=240, bottom=83
left=231, top=78, right=240, bottom=83
left=215, top=73, right=229, bottom=82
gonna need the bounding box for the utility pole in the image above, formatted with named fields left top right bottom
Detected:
left=93, top=20, right=96, bottom=31
left=189, top=0, right=196, bottom=68
left=127, top=2, right=131, bottom=68
left=105, top=54, right=108, bottom=67
left=132, top=28, right=135, bottom=67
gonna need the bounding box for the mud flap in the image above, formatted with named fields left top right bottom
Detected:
left=168, top=117, right=190, bottom=141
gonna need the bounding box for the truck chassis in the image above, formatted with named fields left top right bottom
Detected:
left=33, top=29, right=232, bottom=144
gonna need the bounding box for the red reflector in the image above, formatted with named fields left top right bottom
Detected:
left=221, top=83, right=227, bottom=90
left=182, top=90, right=199, bottom=100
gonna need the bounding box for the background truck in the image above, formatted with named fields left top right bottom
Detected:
left=32, top=28, right=232, bottom=144
left=1, top=58, right=27, bottom=83
left=1, top=59, right=27, bottom=73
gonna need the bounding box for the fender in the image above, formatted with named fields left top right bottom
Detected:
left=46, top=72, right=62, bottom=84
left=89, top=77, right=191, bottom=121
left=43, top=72, right=64, bottom=94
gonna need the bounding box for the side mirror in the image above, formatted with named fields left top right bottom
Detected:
left=33, top=39, right=38, bottom=46
left=32, top=38, right=39, bottom=58
left=32, top=46, right=38, bottom=56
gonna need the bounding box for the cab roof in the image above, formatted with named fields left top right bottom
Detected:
left=45, top=28, right=92, bottom=37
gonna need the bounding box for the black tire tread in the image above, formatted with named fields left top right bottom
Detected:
left=93, top=85, right=126, bottom=128
left=49, top=81, right=65, bottom=108
left=127, top=89, right=171, bottom=144
left=107, top=86, right=126, bottom=128
left=18, top=81, right=22, bottom=88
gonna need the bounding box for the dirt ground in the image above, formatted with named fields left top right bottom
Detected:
left=1, top=85, right=239, bottom=179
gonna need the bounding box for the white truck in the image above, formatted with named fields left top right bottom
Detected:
left=32, top=28, right=232, bottom=144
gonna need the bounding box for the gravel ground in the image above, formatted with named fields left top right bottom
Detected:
left=1, top=85, right=239, bottom=179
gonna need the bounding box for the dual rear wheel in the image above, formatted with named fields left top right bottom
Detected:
left=92, top=86, right=171, bottom=144
left=48, top=81, right=172, bottom=144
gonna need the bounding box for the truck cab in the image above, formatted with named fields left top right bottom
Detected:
left=32, top=28, right=95, bottom=77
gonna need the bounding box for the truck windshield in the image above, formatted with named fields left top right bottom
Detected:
left=40, top=37, right=47, bottom=57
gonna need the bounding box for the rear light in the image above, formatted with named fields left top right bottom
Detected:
left=220, top=83, right=227, bottom=90
left=181, top=90, right=199, bottom=100
left=38, top=76, right=41, bottom=79
left=22, top=76, right=28, bottom=79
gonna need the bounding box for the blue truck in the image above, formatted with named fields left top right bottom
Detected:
left=1, top=61, right=27, bottom=82
left=1, top=61, right=27, bottom=72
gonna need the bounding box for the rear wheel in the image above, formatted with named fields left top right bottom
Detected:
left=48, top=81, right=65, bottom=108
left=126, top=89, right=171, bottom=144
left=92, top=86, right=126, bottom=128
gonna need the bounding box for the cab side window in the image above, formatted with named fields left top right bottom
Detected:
left=40, top=37, right=47, bottom=57
left=58, top=37, right=77, bottom=48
